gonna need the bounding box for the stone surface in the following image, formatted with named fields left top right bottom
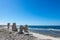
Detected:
left=12, top=23, right=17, bottom=31
left=7, top=23, right=10, bottom=29
left=18, top=25, right=24, bottom=34
left=24, top=25, right=28, bottom=33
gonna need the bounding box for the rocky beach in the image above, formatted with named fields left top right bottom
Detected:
left=0, top=26, right=60, bottom=40
left=0, top=27, right=37, bottom=40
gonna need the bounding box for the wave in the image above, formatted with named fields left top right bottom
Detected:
left=28, top=28, right=60, bottom=31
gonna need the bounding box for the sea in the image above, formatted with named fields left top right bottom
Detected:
left=16, top=25, right=60, bottom=37
left=28, top=26, right=60, bottom=37
left=0, top=25, right=60, bottom=37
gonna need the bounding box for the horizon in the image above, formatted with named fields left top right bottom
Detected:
left=0, top=0, right=60, bottom=25
left=0, top=24, right=60, bottom=26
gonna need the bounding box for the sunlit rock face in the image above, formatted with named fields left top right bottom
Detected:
left=18, top=25, right=24, bottom=34
left=7, top=23, right=10, bottom=29
left=24, top=25, right=28, bottom=33
left=12, top=23, right=17, bottom=31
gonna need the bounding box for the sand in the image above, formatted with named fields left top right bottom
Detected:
left=0, top=27, right=60, bottom=40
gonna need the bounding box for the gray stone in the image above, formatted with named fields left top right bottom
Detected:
left=24, top=25, right=28, bottom=33
left=7, top=23, right=10, bottom=29
left=12, top=23, right=17, bottom=31
left=18, top=25, right=24, bottom=34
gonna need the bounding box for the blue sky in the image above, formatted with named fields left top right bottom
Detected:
left=0, top=0, right=60, bottom=25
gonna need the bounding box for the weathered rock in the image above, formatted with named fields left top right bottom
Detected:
left=7, top=23, right=10, bottom=29
left=12, top=23, right=17, bottom=31
left=18, top=25, right=24, bottom=34
left=24, top=25, right=28, bottom=33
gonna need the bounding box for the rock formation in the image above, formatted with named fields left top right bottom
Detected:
left=24, top=25, right=28, bottom=33
left=12, top=23, right=17, bottom=31
left=7, top=23, right=10, bottom=29
left=19, top=25, right=24, bottom=34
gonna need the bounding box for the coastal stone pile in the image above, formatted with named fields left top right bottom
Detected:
left=19, top=25, right=24, bottom=34
left=7, top=23, right=10, bottom=29
left=24, top=25, right=28, bottom=33
left=12, top=23, right=17, bottom=31
left=7, top=23, right=29, bottom=34
left=18, top=25, right=28, bottom=34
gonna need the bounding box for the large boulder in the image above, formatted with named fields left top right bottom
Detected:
left=12, top=23, right=17, bottom=31
left=24, top=25, right=28, bottom=33
left=7, top=23, right=10, bottom=29
left=19, top=25, right=24, bottom=34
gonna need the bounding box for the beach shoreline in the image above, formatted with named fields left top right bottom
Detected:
left=0, top=27, right=60, bottom=40
left=31, top=32, right=60, bottom=40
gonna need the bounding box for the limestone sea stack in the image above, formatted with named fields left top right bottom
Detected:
left=24, top=25, right=28, bottom=33
left=7, top=23, right=10, bottom=29
left=12, top=23, right=17, bottom=31
left=19, top=25, right=24, bottom=34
